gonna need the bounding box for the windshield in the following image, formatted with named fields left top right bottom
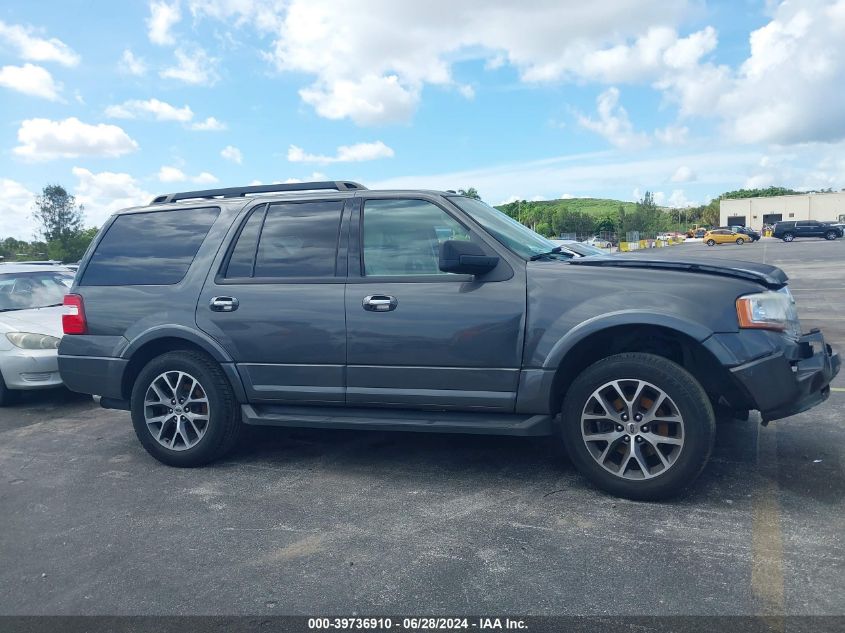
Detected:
left=447, top=196, right=564, bottom=260
left=0, top=270, right=74, bottom=312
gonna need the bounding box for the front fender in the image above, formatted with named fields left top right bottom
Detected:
left=540, top=310, right=713, bottom=369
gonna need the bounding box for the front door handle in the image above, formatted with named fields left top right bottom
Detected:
left=210, top=296, right=239, bottom=312
left=362, top=295, right=398, bottom=312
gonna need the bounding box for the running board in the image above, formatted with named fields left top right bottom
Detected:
left=241, top=404, right=553, bottom=436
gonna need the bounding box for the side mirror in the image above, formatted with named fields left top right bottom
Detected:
left=439, top=240, right=499, bottom=276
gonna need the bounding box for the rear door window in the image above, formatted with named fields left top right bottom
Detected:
left=253, top=201, right=343, bottom=278
left=81, top=207, right=219, bottom=286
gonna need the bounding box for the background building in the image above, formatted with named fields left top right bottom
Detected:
left=719, top=192, right=845, bottom=228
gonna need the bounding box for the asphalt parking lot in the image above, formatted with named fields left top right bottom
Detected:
left=0, top=238, right=842, bottom=617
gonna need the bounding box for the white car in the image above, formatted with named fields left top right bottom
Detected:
left=585, top=236, right=612, bottom=248
left=0, top=264, right=75, bottom=405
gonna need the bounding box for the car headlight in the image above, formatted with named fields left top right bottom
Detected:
left=5, top=332, right=61, bottom=349
left=736, top=289, right=800, bottom=337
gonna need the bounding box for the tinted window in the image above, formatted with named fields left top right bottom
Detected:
left=225, top=205, right=266, bottom=278
left=253, top=201, right=342, bottom=278
left=81, top=208, right=219, bottom=286
left=797, top=221, right=812, bottom=227
left=363, top=199, right=471, bottom=276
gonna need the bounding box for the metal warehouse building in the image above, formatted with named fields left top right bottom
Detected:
left=719, top=192, right=845, bottom=228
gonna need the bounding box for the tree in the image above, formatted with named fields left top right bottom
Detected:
left=457, top=187, right=481, bottom=200
left=47, top=227, right=99, bottom=263
left=33, top=185, right=84, bottom=243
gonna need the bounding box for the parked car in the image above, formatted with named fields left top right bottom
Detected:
left=703, top=229, right=748, bottom=246
left=0, top=264, right=75, bottom=404
left=772, top=220, right=843, bottom=242
left=719, top=226, right=761, bottom=242
left=585, top=236, right=612, bottom=248
left=549, top=239, right=608, bottom=258
left=58, top=181, right=840, bottom=500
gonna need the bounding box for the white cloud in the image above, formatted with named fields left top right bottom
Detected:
left=371, top=148, right=761, bottom=208
left=13, top=117, right=139, bottom=161
left=670, top=165, right=696, bottom=183
left=457, top=84, right=475, bottom=99
left=147, top=0, right=182, bottom=46
left=193, top=171, right=218, bottom=184
left=0, top=63, right=60, bottom=100
left=157, top=165, right=219, bottom=184
left=120, top=49, right=148, bottom=76
left=0, top=19, right=80, bottom=66
left=299, top=74, right=418, bottom=126
left=0, top=179, right=38, bottom=239
left=190, top=116, right=226, bottom=130
left=655, top=125, right=689, bottom=145
left=158, top=166, right=187, bottom=182
left=106, top=98, right=194, bottom=122
left=287, top=140, right=394, bottom=164
left=576, top=87, right=649, bottom=149
left=667, top=189, right=695, bottom=208
left=161, top=47, right=219, bottom=85
left=72, top=167, right=153, bottom=227
left=221, top=145, right=243, bottom=163
left=227, top=0, right=692, bottom=125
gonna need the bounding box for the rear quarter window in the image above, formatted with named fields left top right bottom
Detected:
left=80, top=207, right=219, bottom=286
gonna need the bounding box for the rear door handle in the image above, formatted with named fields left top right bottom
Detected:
left=362, top=295, right=397, bottom=312
left=210, top=296, right=239, bottom=312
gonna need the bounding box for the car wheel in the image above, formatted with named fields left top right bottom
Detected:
left=783, top=233, right=795, bottom=242
left=706, top=239, right=716, bottom=246
left=824, top=231, right=837, bottom=240
left=560, top=352, right=715, bottom=501
left=130, top=350, right=241, bottom=467
left=736, top=237, right=745, bottom=245
left=0, top=375, right=19, bottom=407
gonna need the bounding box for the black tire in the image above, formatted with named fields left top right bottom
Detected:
left=782, top=233, right=794, bottom=242
left=560, top=353, right=715, bottom=501
left=0, top=374, right=19, bottom=407
left=130, top=350, right=241, bottom=467
left=824, top=231, right=837, bottom=241
left=736, top=237, right=744, bottom=245
left=706, top=239, right=716, bottom=246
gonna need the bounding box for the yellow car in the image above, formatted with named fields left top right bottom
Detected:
left=703, top=229, right=747, bottom=246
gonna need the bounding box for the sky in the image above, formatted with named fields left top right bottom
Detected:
left=1, top=0, right=845, bottom=239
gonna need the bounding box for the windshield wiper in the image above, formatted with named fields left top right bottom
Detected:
left=529, top=246, right=568, bottom=261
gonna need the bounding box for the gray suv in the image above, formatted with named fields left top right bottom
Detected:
left=58, top=181, right=840, bottom=500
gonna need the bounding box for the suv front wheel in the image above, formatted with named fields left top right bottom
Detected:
left=560, top=353, right=715, bottom=500
left=782, top=232, right=795, bottom=242
left=130, top=350, right=241, bottom=467
left=824, top=230, right=837, bottom=240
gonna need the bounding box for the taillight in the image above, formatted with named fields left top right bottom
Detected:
left=62, top=294, right=87, bottom=335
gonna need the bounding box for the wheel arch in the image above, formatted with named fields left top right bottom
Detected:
left=546, top=321, right=741, bottom=417
left=120, top=329, right=246, bottom=403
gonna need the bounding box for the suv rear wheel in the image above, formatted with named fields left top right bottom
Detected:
left=130, top=350, right=241, bottom=467
left=824, top=230, right=837, bottom=240
left=560, top=353, right=715, bottom=501
left=782, top=232, right=795, bottom=242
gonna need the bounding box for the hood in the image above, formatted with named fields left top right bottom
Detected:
left=567, top=256, right=787, bottom=289
left=0, top=305, right=64, bottom=337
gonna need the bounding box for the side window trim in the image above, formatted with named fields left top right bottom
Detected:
left=218, top=202, right=267, bottom=280
left=357, top=196, right=475, bottom=279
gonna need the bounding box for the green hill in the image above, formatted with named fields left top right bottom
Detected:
left=495, top=197, right=636, bottom=216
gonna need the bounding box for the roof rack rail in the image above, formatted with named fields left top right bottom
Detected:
left=150, top=181, right=367, bottom=204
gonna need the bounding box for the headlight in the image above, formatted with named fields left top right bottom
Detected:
left=5, top=332, right=61, bottom=349
left=736, top=290, right=800, bottom=337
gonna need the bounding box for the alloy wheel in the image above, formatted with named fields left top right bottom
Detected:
left=580, top=379, right=685, bottom=480
left=144, top=371, right=210, bottom=450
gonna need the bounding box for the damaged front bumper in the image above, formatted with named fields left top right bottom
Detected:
left=729, top=329, right=840, bottom=423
